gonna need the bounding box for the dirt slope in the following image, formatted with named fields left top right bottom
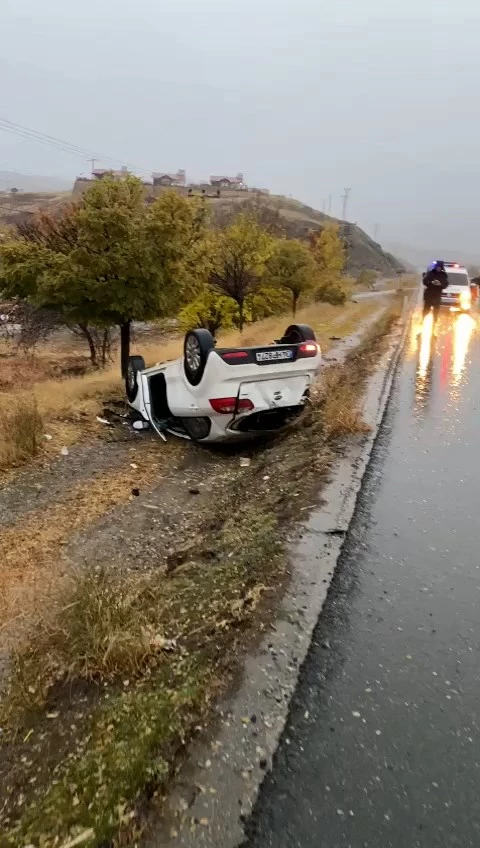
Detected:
left=213, top=194, right=405, bottom=275
left=0, top=187, right=404, bottom=276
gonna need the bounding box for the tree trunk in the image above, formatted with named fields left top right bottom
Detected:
left=238, top=300, right=244, bottom=332
left=120, top=320, right=131, bottom=377
left=292, top=291, right=298, bottom=316
left=100, top=328, right=111, bottom=367
left=79, top=324, right=98, bottom=367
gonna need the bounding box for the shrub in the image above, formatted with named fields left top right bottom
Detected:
left=179, top=289, right=237, bottom=336
left=0, top=397, right=43, bottom=468
left=315, top=282, right=347, bottom=305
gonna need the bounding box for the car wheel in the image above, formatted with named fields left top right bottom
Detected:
left=184, top=329, right=214, bottom=386
left=126, top=355, right=146, bottom=402
left=281, top=324, right=317, bottom=344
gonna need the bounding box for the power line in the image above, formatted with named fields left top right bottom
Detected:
left=0, top=120, right=150, bottom=176
left=0, top=118, right=150, bottom=174
left=0, top=118, right=150, bottom=176
left=0, top=119, right=103, bottom=159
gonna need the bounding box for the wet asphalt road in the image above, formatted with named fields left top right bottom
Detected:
left=244, top=309, right=480, bottom=848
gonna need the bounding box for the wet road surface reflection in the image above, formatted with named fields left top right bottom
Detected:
left=244, top=307, right=480, bottom=848
left=411, top=309, right=476, bottom=417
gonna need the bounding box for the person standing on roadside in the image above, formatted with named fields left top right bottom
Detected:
left=422, top=260, right=449, bottom=321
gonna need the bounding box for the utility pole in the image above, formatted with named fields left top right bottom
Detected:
left=327, top=194, right=332, bottom=215
left=341, top=187, right=351, bottom=221
left=89, top=158, right=96, bottom=175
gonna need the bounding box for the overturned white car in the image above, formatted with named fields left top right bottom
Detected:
left=126, top=324, right=321, bottom=443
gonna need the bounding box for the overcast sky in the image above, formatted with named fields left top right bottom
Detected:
left=2, top=0, right=480, bottom=253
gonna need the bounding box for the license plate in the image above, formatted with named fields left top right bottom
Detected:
left=255, top=349, right=294, bottom=363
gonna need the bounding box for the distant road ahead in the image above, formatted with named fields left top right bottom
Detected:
left=353, top=289, right=399, bottom=300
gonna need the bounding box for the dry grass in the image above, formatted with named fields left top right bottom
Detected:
left=0, top=443, right=186, bottom=658
left=0, top=398, right=43, bottom=468
left=216, top=299, right=376, bottom=350
left=7, top=508, right=279, bottom=711
left=321, top=301, right=402, bottom=440
left=320, top=366, right=371, bottom=440
left=1, top=506, right=281, bottom=847
left=0, top=300, right=379, bottom=471
left=0, top=353, right=53, bottom=392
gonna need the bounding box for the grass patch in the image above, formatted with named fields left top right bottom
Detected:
left=6, top=508, right=279, bottom=714
left=0, top=442, right=187, bottom=663
left=320, top=366, right=371, bottom=440
left=0, top=397, right=43, bottom=468
left=1, top=507, right=281, bottom=847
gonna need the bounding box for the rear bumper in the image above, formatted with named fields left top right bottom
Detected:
left=227, top=404, right=305, bottom=434
left=170, top=405, right=307, bottom=443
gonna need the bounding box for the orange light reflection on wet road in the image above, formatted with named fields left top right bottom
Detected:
left=418, top=312, right=434, bottom=378
left=452, top=313, right=475, bottom=385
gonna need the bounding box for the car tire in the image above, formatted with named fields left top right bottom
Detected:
left=126, top=355, right=146, bottom=402
left=281, top=324, right=317, bottom=344
left=184, top=329, right=215, bottom=386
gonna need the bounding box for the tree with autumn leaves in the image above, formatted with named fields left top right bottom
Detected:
left=0, top=178, right=349, bottom=372
left=0, top=178, right=208, bottom=374
left=267, top=238, right=317, bottom=316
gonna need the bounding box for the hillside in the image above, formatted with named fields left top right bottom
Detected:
left=0, top=185, right=405, bottom=275
left=214, top=194, right=405, bottom=275
left=0, top=191, right=67, bottom=231
left=0, top=171, right=71, bottom=193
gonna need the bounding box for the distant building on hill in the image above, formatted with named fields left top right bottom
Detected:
left=209, top=173, right=245, bottom=190
left=73, top=168, right=257, bottom=199
left=152, top=170, right=186, bottom=187
left=91, top=166, right=130, bottom=180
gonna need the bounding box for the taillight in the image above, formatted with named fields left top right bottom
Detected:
left=209, top=397, right=254, bottom=414
left=221, top=351, right=249, bottom=361
left=298, top=342, right=319, bottom=358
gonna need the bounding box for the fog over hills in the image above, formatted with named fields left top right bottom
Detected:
left=0, top=171, right=71, bottom=193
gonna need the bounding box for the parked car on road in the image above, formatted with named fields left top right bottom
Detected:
left=440, top=263, right=472, bottom=312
